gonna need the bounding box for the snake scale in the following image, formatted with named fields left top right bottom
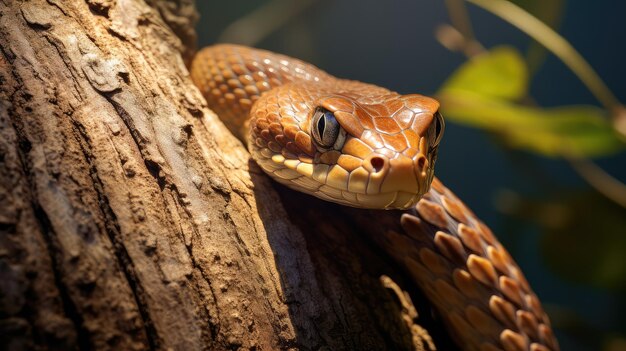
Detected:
left=190, top=44, right=559, bottom=351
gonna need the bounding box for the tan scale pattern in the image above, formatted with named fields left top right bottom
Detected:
left=191, top=44, right=559, bottom=350
left=384, top=178, right=559, bottom=351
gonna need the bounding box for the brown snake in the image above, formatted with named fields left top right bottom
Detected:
left=191, top=44, right=559, bottom=351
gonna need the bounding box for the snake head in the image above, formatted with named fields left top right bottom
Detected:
left=248, top=83, right=443, bottom=210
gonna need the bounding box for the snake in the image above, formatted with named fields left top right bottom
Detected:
left=190, top=44, right=559, bottom=351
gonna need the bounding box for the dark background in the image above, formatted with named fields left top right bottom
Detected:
left=195, top=1, right=626, bottom=350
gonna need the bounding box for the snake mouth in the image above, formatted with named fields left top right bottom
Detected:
left=250, top=142, right=435, bottom=209
left=315, top=189, right=423, bottom=210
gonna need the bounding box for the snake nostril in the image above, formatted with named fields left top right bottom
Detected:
left=417, top=156, right=427, bottom=169
left=370, top=156, right=385, bottom=173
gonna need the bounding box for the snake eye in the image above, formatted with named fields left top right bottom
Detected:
left=312, top=108, right=342, bottom=149
left=432, top=111, right=445, bottom=147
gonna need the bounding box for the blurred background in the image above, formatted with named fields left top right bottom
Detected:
left=195, top=1, right=626, bottom=350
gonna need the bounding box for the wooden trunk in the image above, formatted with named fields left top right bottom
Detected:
left=0, top=1, right=448, bottom=350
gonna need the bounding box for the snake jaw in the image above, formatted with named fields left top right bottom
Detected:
left=250, top=139, right=436, bottom=210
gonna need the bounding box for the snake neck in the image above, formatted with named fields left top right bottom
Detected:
left=191, top=44, right=330, bottom=140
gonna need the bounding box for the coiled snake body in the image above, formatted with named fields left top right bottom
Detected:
left=191, top=44, right=559, bottom=351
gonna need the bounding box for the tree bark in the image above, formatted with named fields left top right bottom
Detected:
left=0, top=1, right=450, bottom=350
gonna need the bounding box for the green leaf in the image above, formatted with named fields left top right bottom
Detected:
left=438, top=45, right=624, bottom=157
left=440, top=46, right=528, bottom=100
left=438, top=90, right=625, bottom=157
left=510, top=0, right=564, bottom=29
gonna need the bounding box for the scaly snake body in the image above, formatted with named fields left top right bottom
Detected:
left=191, top=44, right=559, bottom=351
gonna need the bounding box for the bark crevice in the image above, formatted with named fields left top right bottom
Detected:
left=71, top=118, right=159, bottom=351
left=31, top=203, right=85, bottom=349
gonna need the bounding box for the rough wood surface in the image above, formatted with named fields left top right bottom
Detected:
left=0, top=1, right=449, bottom=350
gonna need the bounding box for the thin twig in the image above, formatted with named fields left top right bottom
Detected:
left=568, top=158, right=626, bottom=208
left=445, top=0, right=476, bottom=40
left=466, top=0, right=620, bottom=113
left=442, top=0, right=484, bottom=57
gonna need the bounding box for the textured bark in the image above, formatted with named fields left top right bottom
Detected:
left=0, top=1, right=449, bottom=350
